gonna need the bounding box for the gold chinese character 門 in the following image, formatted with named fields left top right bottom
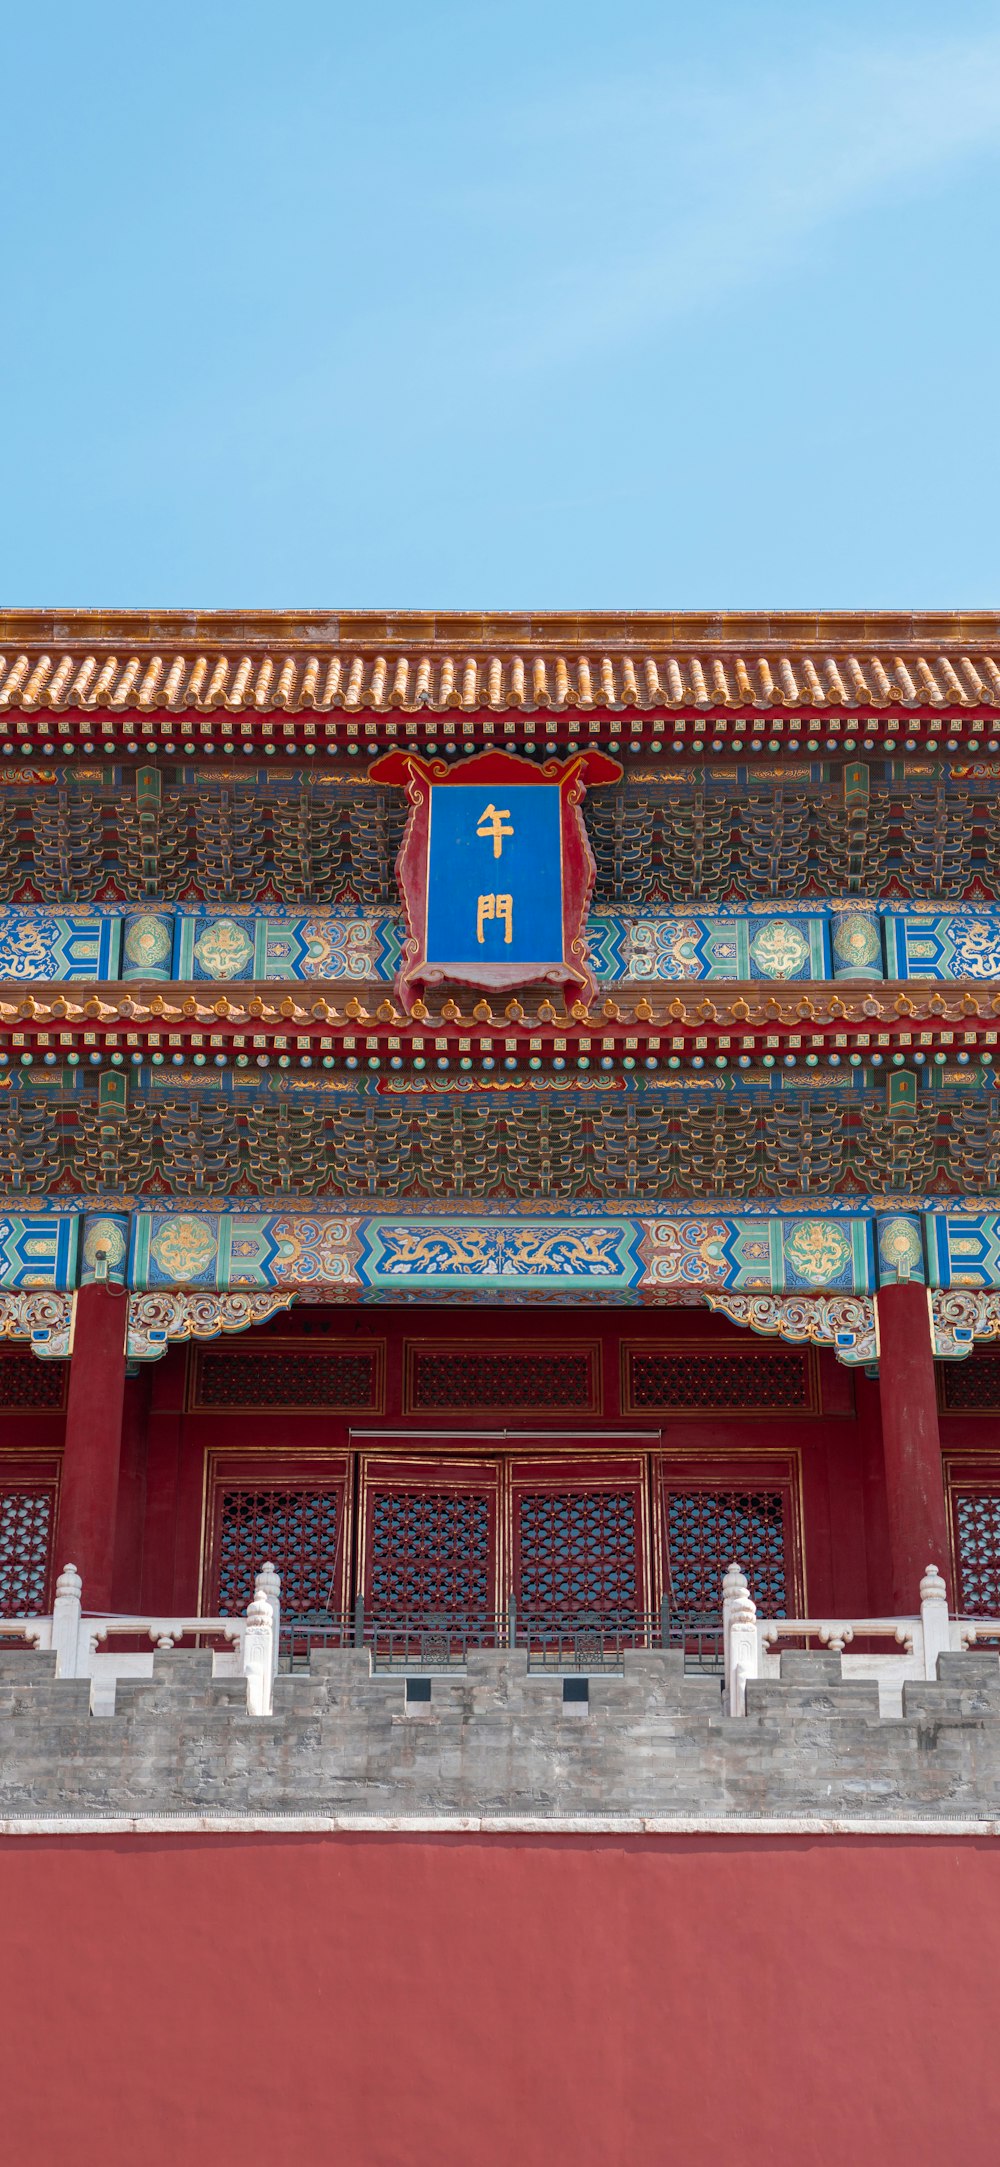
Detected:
left=475, top=803, right=514, bottom=859
left=477, top=894, right=513, bottom=945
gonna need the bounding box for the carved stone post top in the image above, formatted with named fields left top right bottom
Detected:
left=920, top=1564, right=948, bottom=1606
left=255, top=1562, right=281, bottom=1599
left=54, top=1563, right=82, bottom=1601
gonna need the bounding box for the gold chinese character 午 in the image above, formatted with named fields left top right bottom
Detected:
left=477, top=894, right=513, bottom=945
left=475, top=803, right=514, bottom=859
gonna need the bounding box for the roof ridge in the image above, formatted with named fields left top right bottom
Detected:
left=1, top=607, right=1000, bottom=650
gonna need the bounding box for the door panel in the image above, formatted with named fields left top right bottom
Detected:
left=359, top=1456, right=501, bottom=1619
left=657, top=1454, right=802, bottom=1620
left=205, top=1455, right=351, bottom=1617
left=509, top=1456, right=648, bottom=1618
left=0, top=1465, right=58, bottom=1617
left=200, top=1442, right=809, bottom=1632
left=947, top=1470, right=1000, bottom=1615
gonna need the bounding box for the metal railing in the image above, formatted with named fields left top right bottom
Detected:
left=661, top=1611, right=726, bottom=1676
left=279, top=1603, right=725, bottom=1675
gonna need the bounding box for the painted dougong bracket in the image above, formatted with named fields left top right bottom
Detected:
left=705, top=1291, right=877, bottom=1367
left=0, top=1290, right=75, bottom=1360
left=708, top=1287, right=1000, bottom=1367
left=930, top=1290, right=1000, bottom=1360
left=125, top=1290, right=296, bottom=1363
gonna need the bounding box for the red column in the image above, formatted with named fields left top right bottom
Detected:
left=855, top=1368, right=893, bottom=1613
left=56, top=1283, right=128, bottom=1609
left=111, top=1368, right=151, bottom=1612
left=875, top=1282, right=950, bottom=1611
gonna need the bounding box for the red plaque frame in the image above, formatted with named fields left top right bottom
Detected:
left=369, top=747, right=621, bottom=1011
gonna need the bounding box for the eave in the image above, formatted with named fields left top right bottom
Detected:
left=2, top=977, right=996, bottom=1073
left=0, top=613, right=999, bottom=764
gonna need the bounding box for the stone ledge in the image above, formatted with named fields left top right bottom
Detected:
left=2, top=1815, right=1000, bottom=1837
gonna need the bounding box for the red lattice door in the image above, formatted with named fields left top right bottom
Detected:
left=358, top=1456, right=500, bottom=1631
left=0, top=1470, right=58, bottom=1617
left=206, top=1458, right=350, bottom=1619
left=947, top=1471, right=1000, bottom=1617
left=510, top=1457, right=648, bottom=1623
left=657, top=1456, right=801, bottom=1664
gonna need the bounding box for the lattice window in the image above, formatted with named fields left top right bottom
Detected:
left=665, top=1490, right=787, bottom=1616
left=195, top=1349, right=379, bottom=1410
left=628, top=1349, right=813, bottom=1413
left=0, top=1356, right=65, bottom=1410
left=517, top=1492, right=639, bottom=1616
left=940, top=1357, right=1000, bottom=1413
left=408, top=1349, right=595, bottom=1412
left=0, top=1488, right=54, bottom=1617
left=215, top=1488, right=340, bottom=1615
left=368, top=1491, right=492, bottom=1618
left=952, top=1492, right=1000, bottom=1616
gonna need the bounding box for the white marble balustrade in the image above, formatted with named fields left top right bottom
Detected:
left=0, top=1562, right=281, bottom=1716
left=722, top=1562, right=999, bottom=1717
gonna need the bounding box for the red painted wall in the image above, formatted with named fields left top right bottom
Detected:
left=1, top=1832, right=998, bottom=2166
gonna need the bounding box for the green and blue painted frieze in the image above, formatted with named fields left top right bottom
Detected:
left=5, top=1204, right=993, bottom=1296
left=883, top=914, right=1000, bottom=981
left=0, top=910, right=121, bottom=982
left=7, top=901, right=1000, bottom=985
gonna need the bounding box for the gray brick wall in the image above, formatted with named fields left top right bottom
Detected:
left=2, top=1644, right=1000, bottom=1818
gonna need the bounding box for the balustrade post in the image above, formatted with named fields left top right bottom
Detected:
left=876, top=1285, right=951, bottom=1610
left=920, top=1563, right=952, bottom=1678
left=243, top=1591, right=274, bottom=1716
left=722, top=1559, right=742, bottom=1697
left=507, top=1593, right=517, bottom=1651
left=723, top=1563, right=758, bottom=1716
left=50, top=1563, right=83, bottom=1678
left=255, top=1562, right=281, bottom=1681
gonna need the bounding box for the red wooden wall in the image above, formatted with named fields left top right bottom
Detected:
left=3, top=1303, right=1000, bottom=1619
left=134, top=1306, right=871, bottom=1618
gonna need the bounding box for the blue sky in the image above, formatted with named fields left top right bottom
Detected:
left=4, top=0, right=1000, bottom=607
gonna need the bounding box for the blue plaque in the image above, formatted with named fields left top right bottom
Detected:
left=370, top=744, right=621, bottom=1008
left=424, top=785, right=564, bottom=967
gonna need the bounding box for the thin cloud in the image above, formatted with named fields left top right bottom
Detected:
left=482, top=30, right=1000, bottom=370
left=81, top=23, right=1000, bottom=464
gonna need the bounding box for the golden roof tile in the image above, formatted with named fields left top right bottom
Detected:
left=0, top=610, right=998, bottom=715
left=229, top=656, right=253, bottom=706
